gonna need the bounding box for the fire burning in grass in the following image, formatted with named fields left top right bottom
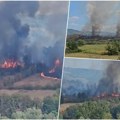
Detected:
left=40, top=72, right=58, bottom=80
left=0, top=57, right=62, bottom=79
left=49, top=59, right=61, bottom=74
left=93, top=92, right=120, bottom=100
left=40, top=58, right=61, bottom=79
left=0, top=59, right=24, bottom=69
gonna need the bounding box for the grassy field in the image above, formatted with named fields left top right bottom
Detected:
left=13, top=74, right=60, bottom=88
left=0, top=73, right=60, bottom=101
left=0, top=89, right=56, bottom=100
left=66, top=44, right=119, bottom=60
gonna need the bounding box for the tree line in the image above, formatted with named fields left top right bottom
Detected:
left=0, top=94, right=59, bottom=119
left=61, top=97, right=120, bottom=119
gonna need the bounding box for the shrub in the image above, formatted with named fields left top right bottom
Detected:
left=77, top=39, right=86, bottom=46
left=66, top=41, right=81, bottom=53
left=106, top=40, right=120, bottom=55
left=11, top=108, right=43, bottom=119
left=42, top=96, right=58, bottom=114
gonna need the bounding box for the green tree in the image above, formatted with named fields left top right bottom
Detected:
left=66, top=41, right=81, bottom=53
left=106, top=40, right=120, bottom=55
left=12, top=108, right=43, bottom=119
left=67, top=41, right=77, bottom=50
left=42, top=96, right=58, bottom=114
left=0, top=114, right=8, bottom=119
left=111, top=105, right=120, bottom=119
left=44, top=111, right=57, bottom=119
left=12, top=111, right=26, bottom=119
left=117, top=112, right=120, bottom=119
left=77, top=39, right=85, bottom=46
left=102, top=112, right=112, bottom=119
left=63, top=105, right=78, bottom=119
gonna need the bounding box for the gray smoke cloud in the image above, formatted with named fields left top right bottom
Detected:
left=83, top=1, right=118, bottom=35
left=96, top=61, right=120, bottom=95
left=0, top=1, right=39, bottom=60
left=0, top=1, right=68, bottom=67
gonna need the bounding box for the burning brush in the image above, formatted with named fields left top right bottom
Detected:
left=49, top=59, right=61, bottom=73
left=0, top=59, right=24, bottom=69
left=40, top=58, right=62, bottom=79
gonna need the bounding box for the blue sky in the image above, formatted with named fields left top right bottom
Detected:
left=68, top=1, right=120, bottom=32
left=64, top=58, right=112, bottom=71
left=68, top=1, right=88, bottom=31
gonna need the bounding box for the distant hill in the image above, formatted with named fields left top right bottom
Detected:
left=67, top=29, right=81, bottom=35
left=67, top=29, right=116, bottom=36
left=62, top=67, right=103, bottom=95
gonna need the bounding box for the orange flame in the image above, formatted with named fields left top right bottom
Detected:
left=55, top=59, right=61, bottom=67
left=95, top=92, right=120, bottom=99
left=0, top=59, right=23, bottom=69
left=40, top=72, right=45, bottom=77
left=49, top=68, right=55, bottom=73
left=49, top=59, right=61, bottom=74
left=40, top=72, right=57, bottom=80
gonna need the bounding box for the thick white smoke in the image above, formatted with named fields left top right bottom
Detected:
left=0, top=1, right=68, bottom=67
left=83, top=1, right=119, bottom=34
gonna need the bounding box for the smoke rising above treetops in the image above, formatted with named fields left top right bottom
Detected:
left=83, top=1, right=120, bottom=36
left=0, top=1, right=68, bottom=67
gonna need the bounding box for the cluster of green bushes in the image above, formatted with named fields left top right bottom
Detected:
left=0, top=94, right=59, bottom=119
left=66, top=38, right=120, bottom=57
left=61, top=98, right=120, bottom=119
left=106, top=40, right=120, bottom=55
left=66, top=39, right=85, bottom=53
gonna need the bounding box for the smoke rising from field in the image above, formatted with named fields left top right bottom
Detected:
left=96, top=61, right=120, bottom=95
left=0, top=1, right=68, bottom=67
left=83, top=1, right=119, bottom=35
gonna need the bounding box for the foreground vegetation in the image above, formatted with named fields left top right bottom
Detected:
left=60, top=97, right=120, bottom=119
left=0, top=94, right=59, bottom=119
left=66, top=38, right=120, bottom=60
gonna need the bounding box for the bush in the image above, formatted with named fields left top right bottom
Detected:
left=0, top=94, right=42, bottom=118
left=12, top=108, right=43, bottom=119
left=42, top=96, right=58, bottom=114
left=77, top=39, right=86, bottom=46
left=62, top=100, right=111, bottom=119
left=63, top=105, right=79, bottom=119
left=106, top=40, right=120, bottom=55
left=67, top=41, right=78, bottom=50
left=66, top=41, right=81, bottom=53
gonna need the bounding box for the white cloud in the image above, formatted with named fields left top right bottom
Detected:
left=69, top=16, right=80, bottom=22
left=36, top=1, right=68, bottom=16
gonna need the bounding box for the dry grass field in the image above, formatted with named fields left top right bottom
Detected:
left=0, top=73, right=60, bottom=100
left=13, top=74, right=60, bottom=88
left=0, top=89, right=56, bottom=100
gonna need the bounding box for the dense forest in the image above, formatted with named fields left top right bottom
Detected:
left=60, top=97, right=120, bottom=119
left=0, top=94, right=59, bottom=119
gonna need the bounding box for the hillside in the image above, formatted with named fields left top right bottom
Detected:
left=67, top=29, right=81, bottom=35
